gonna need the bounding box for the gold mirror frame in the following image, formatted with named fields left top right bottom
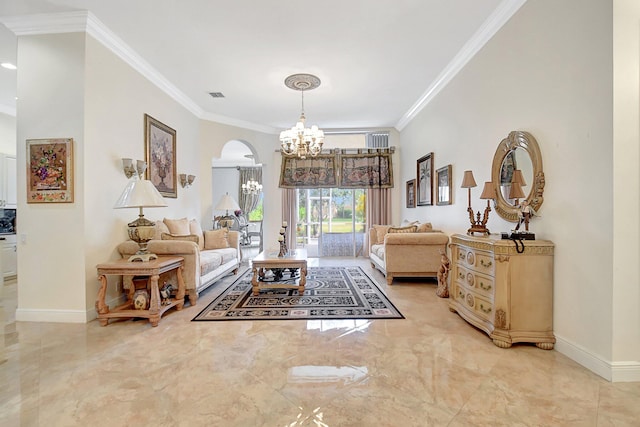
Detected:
left=491, top=131, right=545, bottom=222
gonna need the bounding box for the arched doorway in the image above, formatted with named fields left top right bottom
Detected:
left=212, top=140, right=263, bottom=257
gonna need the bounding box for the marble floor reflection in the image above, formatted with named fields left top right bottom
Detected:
left=1, top=258, right=639, bottom=426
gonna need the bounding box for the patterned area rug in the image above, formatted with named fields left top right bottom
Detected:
left=192, top=266, right=404, bottom=321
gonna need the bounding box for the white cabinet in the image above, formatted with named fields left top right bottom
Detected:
left=1, top=233, right=16, bottom=279
left=0, top=154, right=16, bottom=208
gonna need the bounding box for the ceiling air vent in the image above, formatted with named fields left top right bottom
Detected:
left=209, top=92, right=225, bottom=98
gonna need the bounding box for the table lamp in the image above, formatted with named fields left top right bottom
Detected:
left=114, top=175, right=167, bottom=262
left=461, top=170, right=494, bottom=235
left=215, top=193, right=240, bottom=228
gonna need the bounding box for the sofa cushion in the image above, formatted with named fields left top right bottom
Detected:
left=371, top=243, right=385, bottom=260
left=189, top=219, right=205, bottom=251
left=204, top=229, right=230, bottom=250
left=416, top=222, right=433, bottom=232
left=388, top=225, right=418, bottom=234
left=216, top=247, right=238, bottom=264
left=164, top=217, right=190, bottom=235
left=200, top=251, right=223, bottom=276
left=150, top=220, right=170, bottom=241
left=160, top=233, right=199, bottom=244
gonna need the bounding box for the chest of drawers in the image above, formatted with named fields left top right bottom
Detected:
left=448, top=234, right=555, bottom=349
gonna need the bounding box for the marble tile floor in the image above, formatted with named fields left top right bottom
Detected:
left=1, top=258, right=639, bottom=426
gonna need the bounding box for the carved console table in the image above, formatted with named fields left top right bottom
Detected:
left=448, top=234, right=555, bottom=349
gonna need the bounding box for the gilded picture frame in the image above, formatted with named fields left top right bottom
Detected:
left=436, top=164, right=452, bottom=206
left=416, top=152, right=433, bottom=206
left=26, top=138, right=74, bottom=203
left=145, top=114, right=177, bottom=198
left=406, top=179, right=416, bottom=208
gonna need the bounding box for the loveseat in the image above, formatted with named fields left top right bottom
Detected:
left=118, top=218, right=240, bottom=305
left=369, top=222, right=449, bottom=285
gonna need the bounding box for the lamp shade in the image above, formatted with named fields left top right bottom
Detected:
left=461, top=170, right=477, bottom=188
left=114, top=179, right=167, bottom=209
left=215, top=193, right=240, bottom=211
left=511, top=169, right=526, bottom=186
left=480, top=181, right=496, bottom=200
left=508, top=181, right=526, bottom=199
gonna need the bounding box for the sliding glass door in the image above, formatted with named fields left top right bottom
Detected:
left=296, top=188, right=366, bottom=257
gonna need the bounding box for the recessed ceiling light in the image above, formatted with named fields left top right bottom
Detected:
left=1, top=63, right=17, bottom=70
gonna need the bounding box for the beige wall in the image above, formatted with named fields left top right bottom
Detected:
left=612, top=0, right=640, bottom=376
left=16, top=32, right=88, bottom=321
left=16, top=32, right=202, bottom=321
left=400, top=0, right=638, bottom=380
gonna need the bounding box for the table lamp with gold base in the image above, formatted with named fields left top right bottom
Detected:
left=114, top=174, right=167, bottom=262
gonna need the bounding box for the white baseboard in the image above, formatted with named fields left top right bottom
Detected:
left=15, top=295, right=123, bottom=324
left=555, top=334, right=640, bottom=382
left=16, top=308, right=88, bottom=323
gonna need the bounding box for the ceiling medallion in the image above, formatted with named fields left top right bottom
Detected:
left=280, top=73, right=324, bottom=159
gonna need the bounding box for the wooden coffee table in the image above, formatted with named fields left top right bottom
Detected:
left=251, top=248, right=308, bottom=295
left=95, top=256, right=186, bottom=327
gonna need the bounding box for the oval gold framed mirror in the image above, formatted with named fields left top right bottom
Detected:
left=491, top=131, right=545, bottom=222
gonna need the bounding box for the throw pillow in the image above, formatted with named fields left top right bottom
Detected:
left=189, top=219, right=205, bottom=251
left=160, top=233, right=200, bottom=244
left=204, top=229, right=230, bottom=250
left=164, top=218, right=190, bottom=235
left=416, top=222, right=433, bottom=233
left=152, top=220, right=170, bottom=240
left=373, top=225, right=390, bottom=244
left=388, top=225, right=417, bottom=234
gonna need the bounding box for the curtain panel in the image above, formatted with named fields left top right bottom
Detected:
left=238, top=167, right=262, bottom=215
left=279, top=150, right=393, bottom=189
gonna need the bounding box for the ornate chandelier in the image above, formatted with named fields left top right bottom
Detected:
left=279, top=74, right=324, bottom=159
left=242, top=179, right=263, bottom=195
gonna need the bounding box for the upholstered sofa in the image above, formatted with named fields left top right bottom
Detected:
left=369, top=223, right=449, bottom=285
left=118, top=218, right=240, bottom=305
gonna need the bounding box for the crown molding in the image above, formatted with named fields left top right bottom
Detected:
left=1, top=11, right=206, bottom=118
left=0, top=10, right=90, bottom=35
left=396, top=0, right=527, bottom=131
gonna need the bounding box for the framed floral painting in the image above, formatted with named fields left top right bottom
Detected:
left=145, top=114, right=177, bottom=198
left=27, top=138, right=74, bottom=203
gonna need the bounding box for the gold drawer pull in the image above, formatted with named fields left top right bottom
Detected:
left=479, top=282, right=492, bottom=291
left=480, top=304, right=492, bottom=314
left=480, top=259, right=493, bottom=268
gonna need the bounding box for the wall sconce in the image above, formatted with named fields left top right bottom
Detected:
left=461, top=170, right=495, bottom=235
left=122, top=158, right=147, bottom=179
left=179, top=174, right=196, bottom=188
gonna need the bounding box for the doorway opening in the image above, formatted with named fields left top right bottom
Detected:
left=295, top=188, right=366, bottom=257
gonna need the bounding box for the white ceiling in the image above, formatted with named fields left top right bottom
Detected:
left=0, top=0, right=523, bottom=132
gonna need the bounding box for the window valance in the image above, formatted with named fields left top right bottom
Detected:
left=279, top=150, right=393, bottom=189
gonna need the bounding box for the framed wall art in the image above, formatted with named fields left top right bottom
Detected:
left=27, top=138, right=74, bottom=203
left=436, top=165, right=452, bottom=205
left=406, top=179, right=416, bottom=208
left=145, top=114, right=177, bottom=198
left=416, top=152, right=433, bottom=206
